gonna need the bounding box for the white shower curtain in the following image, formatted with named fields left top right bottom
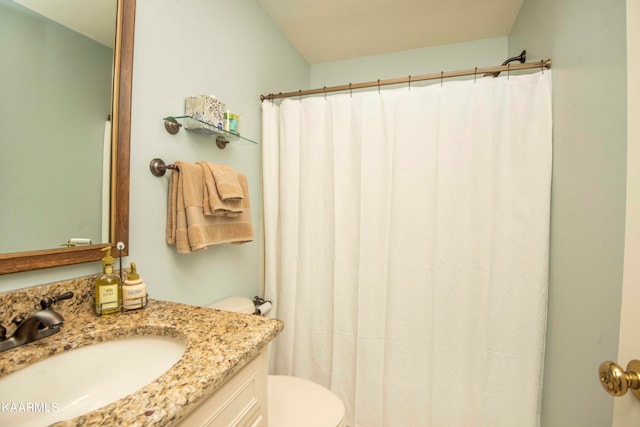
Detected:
left=262, top=71, right=552, bottom=427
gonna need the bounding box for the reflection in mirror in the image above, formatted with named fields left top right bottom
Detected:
left=0, top=0, right=133, bottom=274
left=0, top=0, right=116, bottom=253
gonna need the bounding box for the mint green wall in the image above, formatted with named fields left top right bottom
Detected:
left=0, top=0, right=112, bottom=253
left=310, top=37, right=508, bottom=88
left=126, top=0, right=309, bottom=305
left=0, top=0, right=309, bottom=302
left=509, top=1, right=627, bottom=426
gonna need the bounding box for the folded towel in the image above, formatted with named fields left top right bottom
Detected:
left=209, top=163, right=244, bottom=200
left=166, top=161, right=254, bottom=253
left=166, top=164, right=179, bottom=246
left=198, top=162, right=243, bottom=217
left=166, top=161, right=200, bottom=253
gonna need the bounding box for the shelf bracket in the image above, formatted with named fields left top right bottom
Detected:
left=164, top=117, right=182, bottom=134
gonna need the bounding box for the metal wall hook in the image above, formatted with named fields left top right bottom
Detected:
left=599, top=360, right=640, bottom=400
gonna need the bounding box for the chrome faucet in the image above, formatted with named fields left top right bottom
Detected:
left=0, top=292, right=73, bottom=353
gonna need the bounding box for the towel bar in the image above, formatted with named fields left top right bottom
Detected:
left=150, top=158, right=178, bottom=177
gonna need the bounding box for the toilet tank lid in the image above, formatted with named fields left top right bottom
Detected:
left=207, top=297, right=254, bottom=314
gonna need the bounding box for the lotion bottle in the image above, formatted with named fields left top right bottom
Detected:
left=95, top=246, right=121, bottom=315
left=123, top=262, right=147, bottom=310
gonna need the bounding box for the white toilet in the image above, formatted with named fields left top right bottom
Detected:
left=207, top=297, right=346, bottom=427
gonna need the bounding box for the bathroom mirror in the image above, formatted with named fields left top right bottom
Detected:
left=0, top=0, right=134, bottom=274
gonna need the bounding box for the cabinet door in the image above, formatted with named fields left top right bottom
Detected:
left=179, top=350, right=268, bottom=427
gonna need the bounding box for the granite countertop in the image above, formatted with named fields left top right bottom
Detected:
left=0, top=277, right=283, bottom=426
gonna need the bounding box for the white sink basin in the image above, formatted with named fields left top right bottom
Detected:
left=0, top=335, right=186, bottom=426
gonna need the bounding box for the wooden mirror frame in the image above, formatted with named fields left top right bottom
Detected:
left=0, top=0, right=135, bottom=275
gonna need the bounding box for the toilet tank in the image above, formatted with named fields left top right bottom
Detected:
left=207, top=297, right=254, bottom=314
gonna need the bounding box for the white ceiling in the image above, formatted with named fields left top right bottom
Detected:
left=11, top=0, right=524, bottom=62
left=257, top=0, right=524, bottom=64
left=13, top=0, right=116, bottom=48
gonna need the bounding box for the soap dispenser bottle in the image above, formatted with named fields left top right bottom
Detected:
left=123, top=262, right=147, bottom=310
left=95, top=246, right=121, bottom=315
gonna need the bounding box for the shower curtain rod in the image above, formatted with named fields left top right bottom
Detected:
left=260, top=59, right=552, bottom=101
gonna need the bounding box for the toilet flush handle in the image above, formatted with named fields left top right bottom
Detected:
left=599, top=360, right=640, bottom=400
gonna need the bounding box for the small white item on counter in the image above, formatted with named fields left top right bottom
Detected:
left=122, top=262, right=147, bottom=310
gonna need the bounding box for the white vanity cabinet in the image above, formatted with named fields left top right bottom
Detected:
left=179, top=350, right=268, bottom=427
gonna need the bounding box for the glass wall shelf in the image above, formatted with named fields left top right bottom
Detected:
left=163, top=115, right=258, bottom=148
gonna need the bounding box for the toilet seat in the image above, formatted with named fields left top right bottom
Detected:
left=268, top=375, right=346, bottom=427
left=206, top=297, right=346, bottom=426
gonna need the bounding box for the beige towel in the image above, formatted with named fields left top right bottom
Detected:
left=166, top=167, right=178, bottom=244
left=209, top=163, right=244, bottom=200
left=166, top=161, right=253, bottom=253
left=198, top=162, right=243, bottom=217
left=166, top=161, right=199, bottom=253
left=166, top=164, right=181, bottom=246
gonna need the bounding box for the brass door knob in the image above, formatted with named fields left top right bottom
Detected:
left=599, top=360, right=640, bottom=400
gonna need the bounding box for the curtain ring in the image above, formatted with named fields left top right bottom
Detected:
left=440, top=71, right=444, bottom=87
left=507, top=63, right=511, bottom=79
left=377, top=79, right=381, bottom=94
left=540, top=59, right=544, bottom=74
left=408, top=75, right=411, bottom=91
left=324, top=86, right=327, bottom=100
left=298, top=89, right=302, bottom=102
left=474, top=67, right=478, bottom=83
left=349, top=83, right=352, bottom=97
